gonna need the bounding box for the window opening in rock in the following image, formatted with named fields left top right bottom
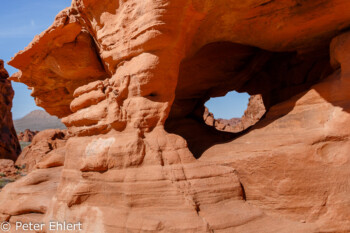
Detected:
left=205, top=91, right=250, bottom=119
left=204, top=92, right=265, bottom=133
left=165, top=41, right=331, bottom=160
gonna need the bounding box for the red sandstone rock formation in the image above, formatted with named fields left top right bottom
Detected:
left=17, top=129, right=38, bottom=142
left=0, top=160, right=17, bottom=177
left=2, top=1, right=350, bottom=232
left=0, top=160, right=25, bottom=191
left=204, top=108, right=242, bottom=132
left=16, top=129, right=68, bottom=172
left=0, top=60, right=21, bottom=160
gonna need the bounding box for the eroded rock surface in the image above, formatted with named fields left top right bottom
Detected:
left=3, top=1, right=350, bottom=232
left=0, top=60, right=21, bottom=160
left=16, top=129, right=68, bottom=172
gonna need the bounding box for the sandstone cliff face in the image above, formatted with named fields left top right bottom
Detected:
left=3, top=1, right=350, bottom=232
left=0, top=60, right=21, bottom=160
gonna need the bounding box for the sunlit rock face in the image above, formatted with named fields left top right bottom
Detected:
left=3, top=0, right=350, bottom=232
left=0, top=60, right=21, bottom=160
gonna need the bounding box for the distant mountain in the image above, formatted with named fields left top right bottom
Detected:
left=14, top=110, right=66, bottom=132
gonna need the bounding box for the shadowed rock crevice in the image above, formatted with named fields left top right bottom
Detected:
left=0, top=60, right=21, bottom=160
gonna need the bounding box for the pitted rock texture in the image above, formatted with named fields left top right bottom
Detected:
left=0, top=60, right=21, bottom=160
left=3, top=1, right=350, bottom=232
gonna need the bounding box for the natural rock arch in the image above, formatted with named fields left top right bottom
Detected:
left=165, top=41, right=332, bottom=158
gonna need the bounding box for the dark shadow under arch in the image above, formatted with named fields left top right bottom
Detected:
left=165, top=41, right=333, bottom=159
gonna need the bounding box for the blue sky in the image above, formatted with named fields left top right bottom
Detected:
left=0, top=0, right=70, bottom=119
left=205, top=91, right=250, bottom=119
left=1, top=0, right=249, bottom=120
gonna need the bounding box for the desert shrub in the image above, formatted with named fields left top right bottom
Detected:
left=0, top=178, right=14, bottom=189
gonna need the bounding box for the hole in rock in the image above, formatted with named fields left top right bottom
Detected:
left=205, top=91, right=250, bottom=119
left=204, top=91, right=257, bottom=133
left=165, top=41, right=333, bottom=159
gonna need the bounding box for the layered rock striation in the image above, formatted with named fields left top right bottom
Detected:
left=2, top=1, right=350, bottom=232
